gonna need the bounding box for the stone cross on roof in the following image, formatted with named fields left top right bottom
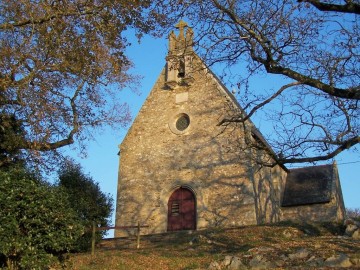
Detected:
left=168, top=20, right=193, bottom=56
left=175, top=20, right=188, bottom=41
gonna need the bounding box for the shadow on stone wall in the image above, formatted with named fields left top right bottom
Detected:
left=116, top=115, right=285, bottom=236
left=115, top=66, right=285, bottom=236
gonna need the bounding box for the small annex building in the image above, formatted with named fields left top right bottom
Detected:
left=114, top=21, right=345, bottom=237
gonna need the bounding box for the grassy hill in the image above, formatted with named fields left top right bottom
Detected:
left=61, top=222, right=360, bottom=270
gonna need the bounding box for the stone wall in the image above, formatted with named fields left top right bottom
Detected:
left=115, top=56, right=284, bottom=237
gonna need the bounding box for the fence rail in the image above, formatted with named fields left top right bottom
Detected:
left=91, top=221, right=149, bottom=255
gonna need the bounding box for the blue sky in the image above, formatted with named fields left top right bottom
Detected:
left=67, top=29, right=359, bottom=235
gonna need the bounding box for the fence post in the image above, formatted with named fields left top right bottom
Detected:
left=91, top=221, right=96, bottom=256
left=136, top=220, right=140, bottom=249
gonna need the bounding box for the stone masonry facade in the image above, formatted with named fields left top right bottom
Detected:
left=115, top=21, right=345, bottom=237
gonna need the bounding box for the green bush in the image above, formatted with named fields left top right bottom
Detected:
left=0, top=167, right=84, bottom=269
left=57, top=160, right=113, bottom=252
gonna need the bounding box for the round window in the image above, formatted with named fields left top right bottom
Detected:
left=176, top=114, right=190, bottom=131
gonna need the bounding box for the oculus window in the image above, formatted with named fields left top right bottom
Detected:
left=169, top=112, right=192, bottom=135
left=176, top=114, right=190, bottom=131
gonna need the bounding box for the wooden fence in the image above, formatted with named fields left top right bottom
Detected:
left=91, top=221, right=149, bottom=255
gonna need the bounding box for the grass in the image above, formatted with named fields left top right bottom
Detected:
left=57, top=223, right=359, bottom=270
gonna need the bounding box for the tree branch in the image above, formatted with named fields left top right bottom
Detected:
left=279, top=135, right=360, bottom=164
left=218, top=81, right=302, bottom=126
left=264, top=64, right=360, bottom=100
left=298, top=0, right=360, bottom=15
left=211, top=0, right=360, bottom=100
left=0, top=8, right=102, bottom=30
left=24, top=82, right=84, bottom=152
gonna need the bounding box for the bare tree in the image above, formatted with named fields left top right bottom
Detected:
left=178, top=0, right=359, bottom=164
left=0, top=0, right=171, bottom=166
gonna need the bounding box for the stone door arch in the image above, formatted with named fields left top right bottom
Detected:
left=167, top=187, right=196, bottom=231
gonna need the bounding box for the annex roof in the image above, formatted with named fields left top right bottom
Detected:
left=282, top=164, right=334, bottom=207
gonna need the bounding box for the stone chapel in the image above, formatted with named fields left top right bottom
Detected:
left=114, top=21, right=345, bottom=237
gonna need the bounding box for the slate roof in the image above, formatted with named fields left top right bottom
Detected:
left=281, top=164, right=334, bottom=207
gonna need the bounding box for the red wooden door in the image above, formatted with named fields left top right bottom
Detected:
left=167, top=187, right=196, bottom=231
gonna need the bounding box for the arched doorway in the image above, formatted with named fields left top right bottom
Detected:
left=167, top=187, right=196, bottom=231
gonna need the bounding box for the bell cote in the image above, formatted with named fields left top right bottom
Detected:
left=165, top=20, right=195, bottom=89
